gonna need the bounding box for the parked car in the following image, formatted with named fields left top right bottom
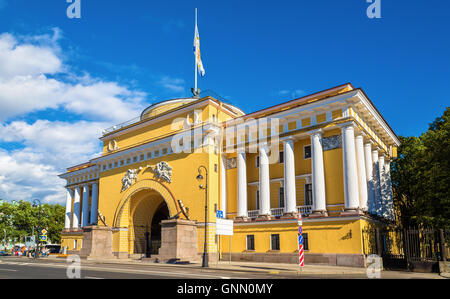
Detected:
left=0, top=250, right=10, bottom=256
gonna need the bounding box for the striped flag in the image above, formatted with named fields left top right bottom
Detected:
left=194, top=23, right=206, bottom=77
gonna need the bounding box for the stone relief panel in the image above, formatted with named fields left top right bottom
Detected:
left=226, top=157, right=237, bottom=170
left=323, top=134, right=342, bottom=151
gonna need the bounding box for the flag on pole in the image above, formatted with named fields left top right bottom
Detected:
left=194, top=21, right=206, bottom=77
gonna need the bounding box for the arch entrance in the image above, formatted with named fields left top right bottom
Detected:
left=130, top=190, right=170, bottom=257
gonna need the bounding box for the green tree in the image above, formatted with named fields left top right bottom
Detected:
left=391, top=107, right=450, bottom=227
left=0, top=199, right=65, bottom=244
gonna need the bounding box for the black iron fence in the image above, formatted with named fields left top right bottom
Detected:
left=362, top=226, right=448, bottom=272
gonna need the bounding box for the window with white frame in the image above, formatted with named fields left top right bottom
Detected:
left=304, top=145, right=312, bottom=159
left=305, top=183, right=313, bottom=206
left=279, top=187, right=285, bottom=208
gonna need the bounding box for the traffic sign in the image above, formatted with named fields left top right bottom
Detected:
left=216, top=219, right=233, bottom=236
left=216, top=210, right=224, bottom=219
left=41, top=229, right=47, bottom=235
left=39, top=235, right=47, bottom=242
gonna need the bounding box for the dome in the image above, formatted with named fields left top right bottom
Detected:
left=140, top=97, right=245, bottom=120
left=140, top=98, right=198, bottom=120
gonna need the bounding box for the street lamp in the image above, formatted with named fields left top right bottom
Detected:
left=32, top=199, right=41, bottom=259
left=196, top=166, right=208, bottom=268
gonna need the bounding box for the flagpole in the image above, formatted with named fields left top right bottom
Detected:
left=194, top=8, right=198, bottom=95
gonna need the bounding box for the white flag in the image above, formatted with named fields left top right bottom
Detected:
left=194, top=24, right=206, bottom=77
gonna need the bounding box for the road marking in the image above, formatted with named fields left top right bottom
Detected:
left=0, top=268, right=18, bottom=272
left=0, top=260, right=251, bottom=279
left=85, top=276, right=105, bottom=279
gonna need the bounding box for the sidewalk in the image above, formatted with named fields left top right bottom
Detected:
left=46, top=255, right=446, bottom=278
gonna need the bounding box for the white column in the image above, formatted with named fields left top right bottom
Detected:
left=379, top=154, right=386, bottom=218
left=64, top=188, right=73, bottom=229
left=355, top=134, right=368, bottom=211
left=372, top=149, right=382, bottom=216
left=237, top=150, right=248, bottom=219
left=258, top=144, right=271, bottom=216
left=384, top=160, right=394, bottom=221
left=72, top=186, right=81, bottom=229
left=364, top=142, right=376, bottom=214
left=90, top=183, right=99, bottom=225
left=81, top=185, right=90, bottom=227
left=342, top=125, right=360, bottom=211
left=220, top=155, right=227, bottom=217
left=283, top=139, right=297, bottom=215
left=310, top=131, right=327, bottom=215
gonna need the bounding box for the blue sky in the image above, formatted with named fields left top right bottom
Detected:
left=0, top=0, right=449, bottom=203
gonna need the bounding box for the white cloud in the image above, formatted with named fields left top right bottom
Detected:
left=0, top=31, right=147, bottom=123
left=0, top=120, right=107, bottom=203
left=157, top=76, right=186, bottom=94
left=0, top=32, right=62, bottom=78
left=0, top=29, right=188, bottom=203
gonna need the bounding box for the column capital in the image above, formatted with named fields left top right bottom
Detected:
left=258, top=142, right=269, bottom=151
left=280, top=136, right=295, bottom=144
left=336, top=120, right=357, bottom=131
left=307, top=128, right=323, bottom=138
left=364, top=139, right=375, bottom=146
left=355, top=130, right=368, bottom=139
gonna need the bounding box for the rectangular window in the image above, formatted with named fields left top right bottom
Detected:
left=140, top=154, right=145, bottom=161
left=300, top=233, right=309, bottom=251
left=279, top=187, right=285, bottom=208
left=133, top=156, right=138, bottom=163
left=154, top=151, right=159, bottom=158
left=74, top=239, right=77, bottom=250
left=271, top=234, right=280, bottom=251
left=120, top=160, right=124, bottom=166
left=279, top=151, right=284, bottom=164
left=255, top=156, right=260, bottom=168
left=305, top=184, right=313, bottom=206
left=114, top=162, right=118, bottom=168
left=304, top=145, right=312, bottom=159
left=256, top=190, right=260, bottom=210
left=246, top=235, right=255, bottom=251
left=162, top=148, right=168, bottom=155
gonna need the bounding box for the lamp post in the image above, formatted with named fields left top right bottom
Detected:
left=32, top=199, right=41, bottom=259
left=196, top=166, right=208, bottom=268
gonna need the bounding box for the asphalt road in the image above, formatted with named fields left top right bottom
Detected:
left=0, top=257, right=289, bottom=279
left=0, top=257, right=445, bottom=280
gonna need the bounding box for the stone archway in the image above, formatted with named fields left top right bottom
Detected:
left=113, top=179, right=179, bottom=257
left=130, top=191, right=170, bottom=256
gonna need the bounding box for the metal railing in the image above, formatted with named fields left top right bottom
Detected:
left=271, top=208, right=284, bottom=217
left=102, top=89, right=237, bottom=136
left=297, top=205, right=312, bottom=216
left=248, top=210, right=259, bottom=218
left=247, top=206, right=312, bottom=219
left=103, top=116, right=141, bottom=136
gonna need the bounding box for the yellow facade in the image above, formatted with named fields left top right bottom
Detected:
left=59, top=84, right=400, bottom=267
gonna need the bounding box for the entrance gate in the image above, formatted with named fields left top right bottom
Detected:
left=362, top=227, right=448, bottom=272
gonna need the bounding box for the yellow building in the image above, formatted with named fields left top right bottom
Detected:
left=59, top=83, right=400, bottom=267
